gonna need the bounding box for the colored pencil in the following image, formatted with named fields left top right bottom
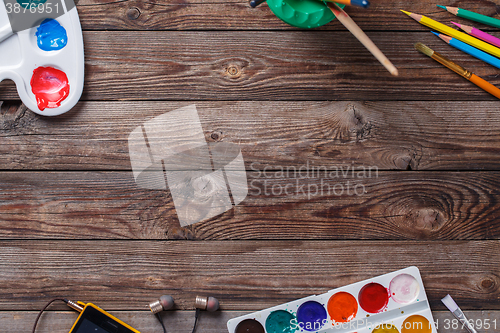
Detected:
left=401, top=10, right=500, bottom=58
left=432, top=32, right=500, bottom=70
left=437, top=5, right=500, bottom=29
left=250, top=0, right=266, bottom=8
left=328, top=2, right=398, bottom=75
left=415, top=42, right=500, bottom=99
left=451, top=21, right=500, bottom=49
left=324, top=0, right=370, bottom=9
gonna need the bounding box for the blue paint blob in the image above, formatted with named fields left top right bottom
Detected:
left=266, top=310, right=296, bottom=333
left=296, top=301, right=327, bottom=332
left=36, top=19, right=67, bottom=51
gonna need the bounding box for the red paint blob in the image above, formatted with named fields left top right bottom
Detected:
left=30, top=66, right=70, bottom=111
left=358, top=283, right=389, bottom=313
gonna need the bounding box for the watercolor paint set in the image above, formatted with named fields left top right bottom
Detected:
left=0, top=0, right=84, bottom=116
left=227, top=266, right=436, bottom=333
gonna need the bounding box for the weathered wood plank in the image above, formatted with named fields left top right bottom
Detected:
left=1, top=101, right=500, bottom=171
left=0, top=240, right=498, bottom=310
left=2, top=310, right=500, bottom=333
left=0, top=171, right=499, bottom=240
left=74, top=0, right=500, bottom=31
left=1, top=31, right=500, bottom=101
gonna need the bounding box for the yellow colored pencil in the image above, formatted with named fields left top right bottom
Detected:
left=402, top=10, right=500, bottom=59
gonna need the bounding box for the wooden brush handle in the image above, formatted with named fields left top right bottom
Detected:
left=470, top=74, right=500, bottom=99
left=327, top=2, right=398, bottom=76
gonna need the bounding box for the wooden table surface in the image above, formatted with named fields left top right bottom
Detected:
left=1, top=0, right=500, bottom=332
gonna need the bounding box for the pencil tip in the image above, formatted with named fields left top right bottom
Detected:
left=391, top=69, right=399, bottom=76
left=436, top=5, right=447, bottom=10
left=400, top=10, right=411, bottom=16
left=450, top=21, right=460, bottom=27
left=434, top=32, right=451, bottom=43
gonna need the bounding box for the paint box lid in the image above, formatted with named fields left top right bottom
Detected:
left=266, top=0, right=344, bottom=29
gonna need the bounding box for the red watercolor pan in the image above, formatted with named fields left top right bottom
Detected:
left=358, top=282, right=390, bottom=313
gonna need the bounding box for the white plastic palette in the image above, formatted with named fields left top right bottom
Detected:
left=227, top=266, right=437, bottom=333
left=0, top=0, right=84, bottom=116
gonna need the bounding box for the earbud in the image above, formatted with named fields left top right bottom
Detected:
left=148, top=295, right=219, bottom=333
left=149, top=295, right=175, bottom=314
left=194, top=296, right=219, bottom=312
left=191, top=296, right=220, bottom=333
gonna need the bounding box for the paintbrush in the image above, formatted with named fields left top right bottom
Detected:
left=327, top=2, right=398, bottom=76
left=441, top=295, right=478, bottom=333
left=415, top=42, right=500, bottom=99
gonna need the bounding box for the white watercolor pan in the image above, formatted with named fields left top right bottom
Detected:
left=227, top=266, right=437, bottom=333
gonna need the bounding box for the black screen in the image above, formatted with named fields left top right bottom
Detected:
left=74, top=318, right=110, bottom=333
left=71, top=306, right=137, bottom=333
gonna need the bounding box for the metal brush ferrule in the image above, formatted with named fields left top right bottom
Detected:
left=195, top=296, right=208, bottom=310
left=433, top=52, right=470, bottom=78
left=149, top=300, right=163, bottom=314
left=452, top=308, right=478, bottom=333
left=463, top=70, right=473, bottom=79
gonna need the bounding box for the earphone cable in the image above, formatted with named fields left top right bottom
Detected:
left=32, top=298, right=68, bottom=333
left=191, top=308, right=200, bottom=333
left=155, top=312, right=167, bottom=333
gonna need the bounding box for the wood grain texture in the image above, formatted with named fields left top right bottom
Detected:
left=74, top=0, right=500, bottom=31
left=1, top=101, right=500, bottom=171
left=1, top=0, right=499, bottom=323
left=2, top=310, right=500, bottom=333
left=0, top=171, right=499, bottom=240
left=0, top=240, right=498, bottom=310
left=2, top=31, right=500, bottom=101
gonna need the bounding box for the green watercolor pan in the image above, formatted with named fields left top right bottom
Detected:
left=266, top=0, right=345, bottom=29
left=227, top=266, right=438, bottom=333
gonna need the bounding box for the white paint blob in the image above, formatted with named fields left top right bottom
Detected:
left=389, top=274, right=420, bottom=304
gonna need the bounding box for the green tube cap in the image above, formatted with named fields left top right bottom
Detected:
left=267, top=0, right=345, bottom=29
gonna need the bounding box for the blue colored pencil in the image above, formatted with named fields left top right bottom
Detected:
left=432, top=31, right=500, bottom=70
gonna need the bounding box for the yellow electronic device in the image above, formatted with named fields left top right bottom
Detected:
left=68, top=303, right=140, bottom=333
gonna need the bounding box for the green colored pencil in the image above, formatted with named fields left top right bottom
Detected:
left=437, top=5, right=500, bottom=29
